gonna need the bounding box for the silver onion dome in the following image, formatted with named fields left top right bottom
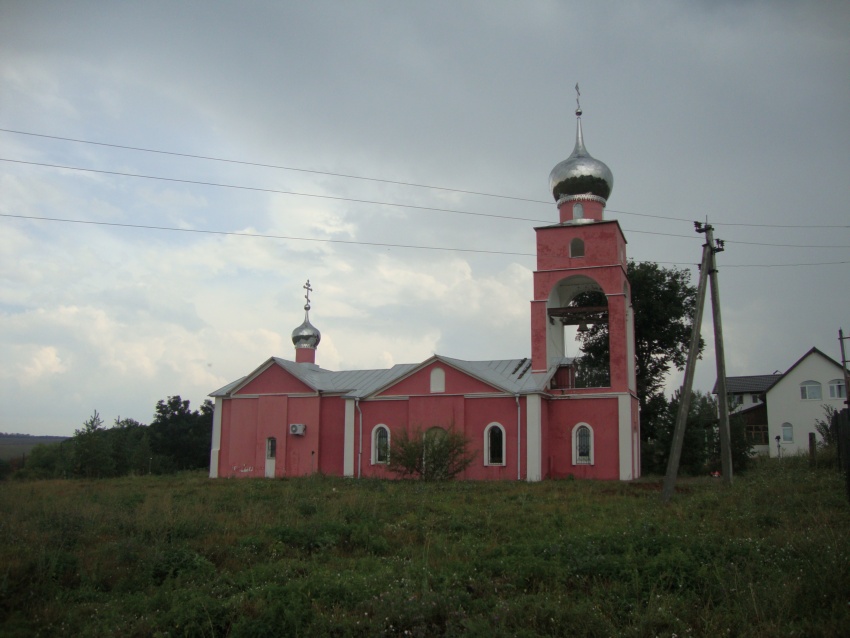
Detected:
left=291, top=279, right=321, bottom=349
left=548, top=108, right=613, bottom=203
left=292, top=312, right=321, bottom=349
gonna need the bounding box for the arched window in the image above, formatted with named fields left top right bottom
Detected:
left=570, top=238, right=585, bottom=258
left=800, top=380, right=822, bottom=400
left=430, top=367, right=445, bottom=393
left=781, top=422, right=794, bottom=442
left=829, top=379, right=846, bottom=399
left=573, top=202, right=584, bottom=220
left=266, top=437, right=276, bottom=459
left=372, top=425, right=390, bottom=464
left=484, top=423, right=506, bottom=466
left=571, top=423, right=594, bottom=465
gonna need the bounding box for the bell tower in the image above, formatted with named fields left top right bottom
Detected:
left=530, top=90, right=636, bottom=397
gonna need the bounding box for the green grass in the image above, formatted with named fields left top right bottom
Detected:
left=1, top=458, right=848, bottom=637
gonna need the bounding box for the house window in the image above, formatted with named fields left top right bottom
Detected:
left=266, top=437, right=276, bottom=459
left=372, top=425, right=390, bottom=464
left=570, top=238, right=585, bottom=258
left=746, top=424, right=768, bottom=446
left=727, top=394, right=742, bottom=409
left=800, top=380, right=822, bottom=400
left=829, top=379, right=846, bottom=399
left=484, top=423, right=506, bottom=466
left=430, top=367, right=445, bottom=393
left=571, top=423, right=594, bottom=465
left=781, top=422, right=794, bottom=442
left=751, top=394, right=762, bottom=404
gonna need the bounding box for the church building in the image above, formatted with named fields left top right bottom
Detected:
left=209, top=103, right=640, bottom=481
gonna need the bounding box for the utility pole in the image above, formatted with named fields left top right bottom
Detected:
left=661, top=227, right=712, bottom=502
left=839, top=329, right=850, bottom=409
left=706, top=224, right=733, bottom=485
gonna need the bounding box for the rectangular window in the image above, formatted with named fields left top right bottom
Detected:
left=782, top=423, right=793, bottom=442
left=746, top=424, right=768, bottom=445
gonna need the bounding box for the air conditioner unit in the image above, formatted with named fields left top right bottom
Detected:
left=289, top=423, right=306, bottom=436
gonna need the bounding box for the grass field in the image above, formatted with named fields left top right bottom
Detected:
left=1, top=457, right=848, bottom=637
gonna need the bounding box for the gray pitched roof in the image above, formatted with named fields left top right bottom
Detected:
left=714, top=374, right=783, bottom=395
left=211, top=353, right=567, bottom=399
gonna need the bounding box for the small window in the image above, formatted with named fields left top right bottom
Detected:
left=484, top=423, right=505, bottom=466
left=746, top=424, right=768, bottom=445
left=781, top=422, right=794, bottom=442
left=800, top=380, right=822, bottom=400
left=266, top=437, right=276, bottom=459
left=430, top=367, right=445, bottom=393
left=570, top=238, right=585, bottom=258
left=829, top=379, right=846, bottom=399
left=573, top=202, right=584, bottom=220
left=572, top=423, right=594, bottom=465
left=372, top=425, right=390, bottom=464
left=751, top=394, right=762, bottom=404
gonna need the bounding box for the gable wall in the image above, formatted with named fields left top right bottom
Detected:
left=237, top=364, right=314, bottom=395
left=767, top=353, right=845, bottom=457
left=378, top=361, right=501, bottom=397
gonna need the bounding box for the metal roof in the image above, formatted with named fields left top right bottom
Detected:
left=211, top=353, right=570, bottom=399
left=715, top=374, right=783, bottom=395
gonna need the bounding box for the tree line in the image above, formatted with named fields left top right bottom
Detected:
left=10, top=396, right=212, bottom=479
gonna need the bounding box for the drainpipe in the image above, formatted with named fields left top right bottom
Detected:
left=356, top=398, right=363, bottom=479
left=515, top=394, right=521, bottom=481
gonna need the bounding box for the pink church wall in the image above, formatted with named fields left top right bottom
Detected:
left=462, top=396, right=524, bottom=480
left=257, top=395, right=288, bottom=477
left=286, top=397, right=321, bottom=476
left=237, top=363, right=314, bottom=395
left=222, top=398, right=259, bottom=477
left=379, top=361, right=500, bottom=397
left=319, top=396, right=346, bottom=476
left=545, top=396, right=621, bottom=479
left=535, top=221, right=625, bottom=272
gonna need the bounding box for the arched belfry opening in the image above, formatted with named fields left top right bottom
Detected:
left=546, top=276, right=610, bottom=388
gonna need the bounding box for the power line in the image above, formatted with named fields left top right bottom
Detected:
left=6, top=157, right=848, bottom=249
left=0, top=213, right=536, bottom=257
left=3, top=213, right=846, bottom=269
left=0, top=128, right=549, bottom=205
left=3, top=128, right=847, bottom=229
left=0, top=157, right=551, bottom=224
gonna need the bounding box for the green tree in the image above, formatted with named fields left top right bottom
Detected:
left=576, top=261, right=702, bottom=465
left=149, top=396, right=213, bottom=471
left=73, top=410, right=115, bottom=478
left=815, top=404, right=839, bottom=448
left=388, top=426, right=476, bottom=480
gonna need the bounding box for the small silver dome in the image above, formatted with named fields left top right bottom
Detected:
left=292, top=312, right=321, bottom=349
left=549, top=114, right=613, bottom=203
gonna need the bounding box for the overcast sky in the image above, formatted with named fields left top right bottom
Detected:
left=2, top=1, right=848, bottom=436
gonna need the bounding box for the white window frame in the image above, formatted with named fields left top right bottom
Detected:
left=828, top=379, right=846, bottom=399
left=371, top=424, right=390, bottom=465
left=430, top=367, right=445, bottom=393
left=781, top=422, right=794, bottom=442
left=571, top=422, right=594, bottom=466
left=483, top=422, right=506, bottom=466
left=800, top=380, right=822, bottom=400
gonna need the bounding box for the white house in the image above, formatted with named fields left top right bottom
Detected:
left=718, top=348, right=847, bottom=458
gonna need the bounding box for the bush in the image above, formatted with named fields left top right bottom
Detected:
left=388, top=426, right=475, bottom=480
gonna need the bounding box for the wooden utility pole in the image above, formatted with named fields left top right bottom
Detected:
left=706, top=224, right=733, bottom=485
left=661, top=228, right=712, bottom=502
left=839, top=329, right=850, bottom=409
